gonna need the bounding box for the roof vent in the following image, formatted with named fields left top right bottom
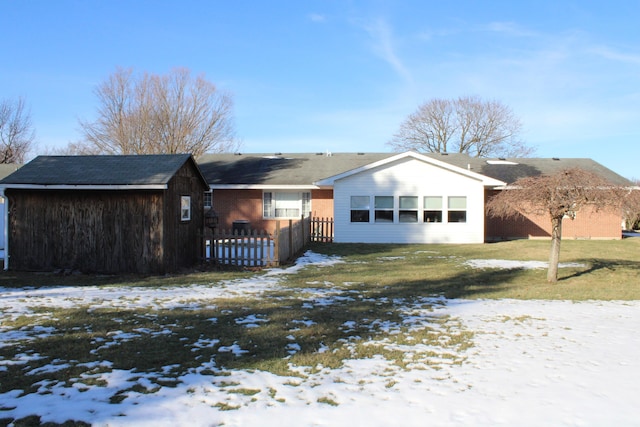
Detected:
left=553, top=157, right=560, bottom=161
left=357, top=152, right=365, bottom=155
left=441, top=152, right=449, bottom=156
left=234, top=152, right=242, bottom=156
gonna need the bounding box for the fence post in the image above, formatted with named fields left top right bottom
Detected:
left=288, top=219, right=293, bottom=260
left=274, top=221, right=280, bottom=266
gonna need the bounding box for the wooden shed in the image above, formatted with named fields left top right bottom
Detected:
left=0, top=154, right=208, bottom=274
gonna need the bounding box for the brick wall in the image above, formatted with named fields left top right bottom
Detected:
left=486, top=203, right=623, bottom=241
left=211, top=189, right=334, bottom=234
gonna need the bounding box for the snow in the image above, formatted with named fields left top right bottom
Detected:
left=0, top=253, right=639, bottom=426
left=464, top=259, right=586, bottom=269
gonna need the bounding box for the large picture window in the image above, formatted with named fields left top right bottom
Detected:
left=399, top=196, right=418, bottom=222
left=423, top=196, right=443, bottom=223
left=263, top=191, right=311, bottom=219
left=350, top=196, right=370, bottom=222
left=448, top=196, right=467, bottom=223
left=374, top=196, right=394, bottom=223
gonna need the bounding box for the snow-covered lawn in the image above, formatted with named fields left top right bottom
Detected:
left=0, top=252, right=638, bottom=426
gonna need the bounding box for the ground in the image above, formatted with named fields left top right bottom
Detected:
left=0, top=251, right=638, bottom=426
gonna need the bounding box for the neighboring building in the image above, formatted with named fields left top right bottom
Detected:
left=0, top=164, right=21, bottom=258
left=0, top=154, right=208, bottom=274
left=198, top=151, right=632, bottom=243
left=314, top=152, right=503, bottom=243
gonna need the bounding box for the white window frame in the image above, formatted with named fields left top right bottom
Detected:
left=263, top=191, right=312, bottom=219
left=423, top=196, right=443, bottom=223
left=350, top=196, right=371, bottom=223
left=399, top=196, right=419, bottom=223
left=204, top=191, right=212, bottom=209
left=447, top=196, right=467, bottom=223
left=374, top=196, right=394, bottom=223
left=181, top=196, right=191, bottom=221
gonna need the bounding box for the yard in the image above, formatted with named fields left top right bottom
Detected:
left=0, top=239, right=639, bottom=426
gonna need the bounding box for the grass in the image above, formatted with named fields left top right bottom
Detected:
left=0, top=239, right=638, bottom=425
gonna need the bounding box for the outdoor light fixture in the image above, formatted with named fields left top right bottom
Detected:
left=204, top=209, right=219, bottom=229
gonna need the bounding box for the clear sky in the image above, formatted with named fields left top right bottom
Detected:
left=1, top=0, right=638, bottom=179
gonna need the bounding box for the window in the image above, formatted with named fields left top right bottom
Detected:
left=375, top=196, right=394, bottom=222
left=423, top=196, right=443, bottom=223
left=448, top=196, right=467, bottom=223
left=181, top=196, right=191, bottom=221
left=350, top=196, right=370, bottom=222
left=399, top=196, right=418, bottom=222
left=263, top=191, right=311, bottom=219
left=204, top=191, right=212, bottom=209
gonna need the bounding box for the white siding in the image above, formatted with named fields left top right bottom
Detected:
left=333, top=157, right=486, bottom=244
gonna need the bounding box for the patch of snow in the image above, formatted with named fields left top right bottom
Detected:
left=465, top=259, right=586, bottom=269
left=0, top=251, right=638, bottom=426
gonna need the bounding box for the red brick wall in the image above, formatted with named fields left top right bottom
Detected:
left=310, top=189, right=334, bottom=218
left=485, top=191, right=623, bottom=240
left=212, top=188, right=334, bottom=234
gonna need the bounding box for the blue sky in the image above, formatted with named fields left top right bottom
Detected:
left=1, top=0, right=639, bottom=179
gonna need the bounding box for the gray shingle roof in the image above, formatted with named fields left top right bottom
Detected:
left=197, top=152, right=632, bottom=187
left=432, top=153, right=633, bottom=186
left=197, top=153, right=392, bottom=186
left=0, top=154, right=196, bottom=186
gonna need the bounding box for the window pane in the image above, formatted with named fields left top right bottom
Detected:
left=399, top=210, right=418, bottom=222
left=181, top=196, right=191, bottom=221
left=375, top=196, right=394, bottom=209
left=424, top=196, right=442, bottom=209
left=399, top=196, right=418, bottom=209
left=351, top=196, right=370, bottom=209
left=375, top=210, right=394, bottom=222
left=275, top=208, right=300, bottom=217
left=302, top=192, right=311, bottom=216
left=448, top=211, right=467, bottom=223
left=263, top=192, right=273, bottom=217
left=448, top=196, right=467, bottom=210
left=351, top=210, right=370, bottom=222
left=275, top=192, right=299, bottom=207
left=424, top=211, right=442, bottom=222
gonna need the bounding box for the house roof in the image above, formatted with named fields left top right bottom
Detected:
left=198, top=151, right=632, bottom=188
left=314, top=151, right=505, bottom=187
left=0, top=164, right=21, bottom=181
left=433, top=153, right=633, bottom=187
left=197, top=152, right=393, bottom=188
left=0, top=154, right=207, bottom=189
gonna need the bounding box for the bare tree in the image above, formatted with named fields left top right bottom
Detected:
left=0, top=97, right=36, bottom=163
left=78, top=67, right=238, bottom=157
left=486, top=168, right=634, bottom=283
left=389, top=96, right=533, bottom=158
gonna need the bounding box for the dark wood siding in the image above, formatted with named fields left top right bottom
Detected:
left=7, top=189, right=165, bottom=274
left=163, top=161, right=206, bottom=272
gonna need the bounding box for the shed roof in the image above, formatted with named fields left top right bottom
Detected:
left=0, top=154, right=207, bottom=188
left=197, top=152, right=632, bottom=188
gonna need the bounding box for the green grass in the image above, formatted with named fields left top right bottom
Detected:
left=0, top=239, right=638, bottom=425
left=302, top=239, right=640, bottom=300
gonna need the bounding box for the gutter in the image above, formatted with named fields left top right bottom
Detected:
left=1, top=184, right=168, bottom=190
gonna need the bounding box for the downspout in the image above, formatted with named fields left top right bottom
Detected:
left=0, top=188, right=7, bottom=271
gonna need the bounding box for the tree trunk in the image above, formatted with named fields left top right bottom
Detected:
left=547, top=216, right=563, bottom=283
